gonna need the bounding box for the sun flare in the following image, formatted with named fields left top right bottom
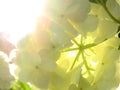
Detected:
left=0, top=0, right=47, bottom=44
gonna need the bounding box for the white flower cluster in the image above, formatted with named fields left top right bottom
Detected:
left=11, top=30, right=60, bottom=89
left=1, top=0, right=119, bottom=90
left=90, top=37, right=120, bottom=90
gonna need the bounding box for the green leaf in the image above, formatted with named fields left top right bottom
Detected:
left=11, top=80, right=33, bottom=90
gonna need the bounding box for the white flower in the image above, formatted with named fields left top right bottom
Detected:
left=12, top=50, right=51, bottom=89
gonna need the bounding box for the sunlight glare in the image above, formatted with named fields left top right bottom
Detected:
left=116, top=84, right=120, bottom=90
left=0, top=0, right=47, bottom=44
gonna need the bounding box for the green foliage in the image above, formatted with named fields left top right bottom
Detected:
left=11, top=80, right=33, bottom=90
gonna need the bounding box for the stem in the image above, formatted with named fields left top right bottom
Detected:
left=81, top=51, right=91, bottom=75
left=62, top=47, right=79, bottom=52
left=72, top=39, right=80, bottom=46
left=80, top=36, right=83, bottom=45
left=69, top=50, right=81, bottom=70
left=102, top=4, right=120, bottom=24
left=83, top=43, right=96, bottom=49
